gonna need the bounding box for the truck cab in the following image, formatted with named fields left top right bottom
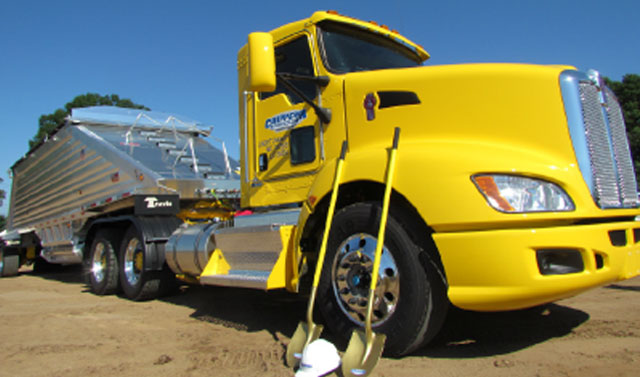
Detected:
left=238, top=11, right=428, bottom=209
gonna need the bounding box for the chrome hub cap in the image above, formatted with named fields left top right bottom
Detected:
left=124, top=238, right=143, bottom=286
left=91, top=243, right=106, bottom=283
left=331, top=233, right=399, bottom=326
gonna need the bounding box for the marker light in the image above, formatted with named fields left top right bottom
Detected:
left=472, top=174, right=574, bottom=213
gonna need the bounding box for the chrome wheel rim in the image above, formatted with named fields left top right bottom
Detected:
left=331, top=233, right=400, bottom=326
left=91, top=243, right=106, bottom=283
left=124, top=238, right=143, bottom=286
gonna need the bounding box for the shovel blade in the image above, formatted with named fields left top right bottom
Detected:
left=341, top=329, right=386, bottom=377
left=286, top=321, right=324, bottom=367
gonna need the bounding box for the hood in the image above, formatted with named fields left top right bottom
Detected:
left=342, top=63, right=575, bottom=164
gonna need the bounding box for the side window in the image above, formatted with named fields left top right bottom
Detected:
left=290, top=126, right=316, bottom=165
left=289, top=126, right=316, bottom=165
left=260, top=36, right=316, bottom=104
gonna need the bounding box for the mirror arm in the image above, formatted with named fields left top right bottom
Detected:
left=276, top=73, right=332, bottom=124
left=277, top=72, right=330, bottom=87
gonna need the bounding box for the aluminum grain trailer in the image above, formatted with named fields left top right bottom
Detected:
left=0, top=106, right=240, bottom=300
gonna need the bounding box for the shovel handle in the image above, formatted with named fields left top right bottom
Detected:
left=306, top=140, right=348, bottom=324
left=313, top=140, right=348, bottom=287
left=365, top=128, right=400, bottom=332
left=392, top=127, right=400, bottom=149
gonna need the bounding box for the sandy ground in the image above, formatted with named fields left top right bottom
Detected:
left=0, top=266, right=638, bottom=377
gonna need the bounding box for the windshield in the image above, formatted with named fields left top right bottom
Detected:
left=317, top=21, right=422, bottom=74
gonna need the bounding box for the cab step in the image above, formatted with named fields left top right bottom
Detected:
left=200, top=270, right=271, bottom=289
left=196, top=208, right=299, bottom=290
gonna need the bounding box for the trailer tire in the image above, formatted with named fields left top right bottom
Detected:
left=88, top=229, right=121, bottom=295
left=119, top=225, right=164, bottom=301
left=0, top=249, right=20, bottom=277
left=317, top=202, right=448, bottom=356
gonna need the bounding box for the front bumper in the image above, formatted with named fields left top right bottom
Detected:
left=433, top=220, right=640, bottom=311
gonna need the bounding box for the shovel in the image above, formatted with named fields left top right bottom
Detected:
left=342, top=127, right=400, bottom=377
left=286, top=140, right=348, bottom=368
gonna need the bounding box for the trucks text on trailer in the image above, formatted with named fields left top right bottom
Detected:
left=2, top=10, right=640, bottom=359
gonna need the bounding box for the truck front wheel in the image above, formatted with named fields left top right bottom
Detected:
left=317, top=202, right=448, bottom=356
left=88, top=229, right=120, bottom=295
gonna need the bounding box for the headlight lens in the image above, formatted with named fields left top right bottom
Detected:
left=472, top=174, right=574, bottom=213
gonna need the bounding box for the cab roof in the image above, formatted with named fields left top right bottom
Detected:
left=270, top=10, right=430, bottom=62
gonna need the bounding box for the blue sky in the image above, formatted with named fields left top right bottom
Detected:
left=0, top=0, right=638, bottom=216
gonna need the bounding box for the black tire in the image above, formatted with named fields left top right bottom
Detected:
left=118, top=225, right=164, bottom=301
left=317, top=202, right=448, bottom=356
left=87, top=229, right=121, bottom=295
left=0, top=248, right=20, bottom=277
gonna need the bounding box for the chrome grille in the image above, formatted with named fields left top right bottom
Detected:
left=604, top=86, right=638, bottom=207
left=561, top=70, right=639, bottom=209
left=579, top=82, right=621, bottom=207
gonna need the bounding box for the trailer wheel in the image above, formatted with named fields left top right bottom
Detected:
left=0, top=248, right=20, bottom=277
left=88, top=230, right=120, bottom=295
left=317, top=202, right=448, bottom=356
left=119, top=225, right=163, bottom=301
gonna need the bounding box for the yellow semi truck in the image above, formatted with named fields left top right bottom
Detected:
left=2, top=10, right=639, bottom=357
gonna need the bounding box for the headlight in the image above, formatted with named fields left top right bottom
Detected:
left=472, top=174, right=574, bottom=213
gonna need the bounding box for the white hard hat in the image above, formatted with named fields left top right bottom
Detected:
left=295, top=338, right=341, bottom=377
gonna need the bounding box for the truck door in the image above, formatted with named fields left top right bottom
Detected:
left=250, top=34, right=323, bottom=205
